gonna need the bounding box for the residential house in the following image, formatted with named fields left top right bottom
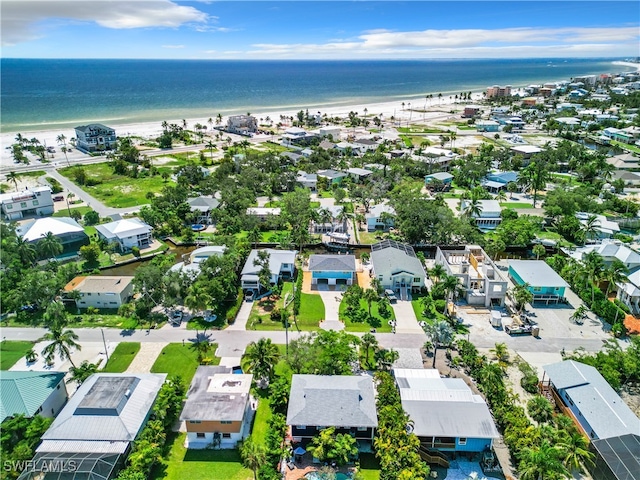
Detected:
left=590, top=434, right=640, bottom=480
left=481, top=171, right=518, bottom=192
left=576, top=212, right=620, bottom=240
left=336, top=142, right=363, bottom=156
left=605, top=153, right=640, bottom=170
left=510, top=144, right=543, bottom=160
left=318, top=139, right=338, bottom=150
left=463, top=105, right=482, bottom=118
left=394, top=369, right=499, bottom=453
left=435, top=246, right=507, bottom=307
left=365, top=203, right=395, bottom=232
left=1, top=371, right=68, bottom=423
left=475, top=120, right=500, bottom=132
left=245, top=207, right=281, bottom=222
left=353, top=138, right=379, bottom=152
left=541, top=360, right=640, bottom=440
left=19, top=374, right=166, bottom=480
left=74, top=124, right=117, bottom=153
left=187, top=196, right=219, bottom=225
left=556, top=117, right=581, bottom=130
left=241, top=249, right=296, bottom=291
left=296, top=171, right=318, bottom=191
left=0, top=186, right=54, bottom=220
left=169, top=245, right=226, bottom=279
left=286, top=374, right=377, bottom=448
left=417, top=147, right=458, bottom=172
left=347, top=167, right=373, bottom=183
left=226, top=115, right=257, bottom=135
left=317, top=169, right=347, bottom=186
left=508, top=260, right=569, bottom=304
left=95, top=217, right=153, bottom=252
left=370, top=240, right=426, bottom=296
left=308, top=254, right=357, bottom=287
left=64, top=276, right=134, bottom=309
left=282, top=127, right=316, bottom=147
left=611, top=170, right=640, bottom=186
left=312, top=205, right=347, bottom=233
left=424, top=172, right=454, bottom=186
left=180, top=366, right=254, bottom=449
left=16, top=217, right=89, bottom=255
left=318, top=127, right=342, bottom=141
left=460, top=199, right=502, bottom=231
left=280, top=151, right=302, bottom=164
left=603, top=127, right=633, bottom=144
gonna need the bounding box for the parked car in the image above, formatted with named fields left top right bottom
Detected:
left=170, top=310, right=183, bottom=325
left=384, top=289, right=397, bottom=303
left=244, top=290, right=255, bottom=302
left=52, top=195, right=64, bottom=201
left=19, top=304, right=38, bottom=313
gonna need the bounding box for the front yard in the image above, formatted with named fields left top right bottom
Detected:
left=248, top=283, right=324, bottom=331
left=101, top=342, right=140, bottom=373
left=339, top=298, right=394, bottom=333
left=151, top=343, right=220, bottom=385
left=0, top=340, right=34, bottom=370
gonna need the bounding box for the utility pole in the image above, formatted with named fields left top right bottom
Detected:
left=101, top=328, right=110, bottom=363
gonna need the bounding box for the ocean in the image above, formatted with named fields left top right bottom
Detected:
left=0, top=58, right=628, bottom=133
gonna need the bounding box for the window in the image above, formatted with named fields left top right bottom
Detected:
left=220, top=421, right=232, bottom=425
left=533, top=287, right=542, bottom=292
left=296, top=425, right=306, bottom=430
left=6, top=204, right=12, bottom=209
left=57, top=384, right=60, bottom=390
left=357, top=427, right=368, bottom=432
left=189, top=420, right=202, bottom=424
left=87, top=293, right=92, bottom=296
left=414, top=277, right=420, bottom=283
left=33, top=200, right=39, bottom=206
left=20, top=202, right=27, bottom=208
left=459, top=438, right=467, bottom=445
left=222, top=433, right=231, bottom=439
left=196, top=433, right=205, bottom=438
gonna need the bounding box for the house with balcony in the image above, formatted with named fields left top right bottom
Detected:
left=1, top=371, right=68, bottom=423
left=0, top=186, right=54, bottom=220
left=311, top=205, right=347, bottom=234
left=241, top=249, right=296, bottom=291
left=17, top=217, right=89, bottom=256
left=245, top=207, right=281, bottom=222
left=394, top=369, right=499, bottom=454
left=435, top=246, right=507, bottom=307
left=460, top=199, right=502, bottom=231
left=347, top=167, right=373, bottom=183
left=317, top=169, right=348, bottom=186
left=286, top=374, right=377, bottom=449
left=371, top=240, right=425, bottom=297
left=308, top=254, right=357, bottom=287
left=297, top=171, right=318, bottom=191
left=180, top=366, right=254, bottom=449
left=226, top=115, right=257, bottom=135
left=475, top=120, right=500, bottom=132
left=541, top=360, right=640, bottom=440
left=365, top=203, right=395, bottom=232
left=64, top=276, right=134, bottom=310
left=481, top=171, right=518, bottom=192
left=575, top=212, right=620, bottom=240
left=74, top=124, right=117, bottom=153
left=508, top=260, right=569, bottom=304
left=424, top=172, right=454, bottom=186
left=282, top=127, right=316, bottom=147
left=187, top=196, right=219, bottom=225
left=95, top=217, right=153, bottom=252
left=169, top=245, right=226, bottom=279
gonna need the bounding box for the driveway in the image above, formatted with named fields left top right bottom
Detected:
left=391, top=300, right=424, bottom=334
left=316, top=289, right=345, bottom=331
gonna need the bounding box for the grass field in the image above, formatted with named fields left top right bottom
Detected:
left=248, top=283, right=324, bottom=331
left=152, top=433, right=252, bottom=480
left=340, top=299, right=394, bottom=333
left=251, top=390, right=272, bottom=447
left=58, top=163, right=175, bottom=208
left=101, top=342, right=140, bottom=373
left=52, top=206, right=94, bottom=218
left=0, top=341, right=34, bottom=370
left=151, top=342, right=219, bottom=384
left=500, top=202, right=534, bottom=209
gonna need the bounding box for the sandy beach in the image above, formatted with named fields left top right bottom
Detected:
left=2, top=60, right=638, bottom=163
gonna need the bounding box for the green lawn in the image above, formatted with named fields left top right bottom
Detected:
left=248, top=283, right=324, bottom=331
left=340, top=299, right=394, bottom=333
left=251, top=390, right=272, bottom=447
left=53, top=206, right=93, bottom=218
left=101, top=342, right=140, bottom=373
left=359, top=453, right=381, bottom=480
left=499, top=202, right=534, bottom=209
left=0, top=341, right=34, bottom=370
left=16, top=170, right=47, bottom=178
left=151, top=343, right=219, bottom=384
left=358, top=230, right=387, bottom=245
left=66, top=311, right=139, bottom=329
left=153, top=432, right=252, bottom=480
left=58, top=163, right=175, bottom=208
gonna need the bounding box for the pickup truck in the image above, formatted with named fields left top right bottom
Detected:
left=505, top=324, right=533, bottom=335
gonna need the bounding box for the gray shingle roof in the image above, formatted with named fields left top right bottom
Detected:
left=286, top=375, right=377, bottom=428
left=1, top=371, right=66, bottom=422
left=308, top=254, right=356, bottom=272
left=371, top=240, right=425, bottom=280
left=40, top=373, right=166, bottom=445
left=187, top=196, right=220, bottom=211
left=180, top=367, right=252, bottom=422
left=544, top=360, right=640, bottom=439
left=241, top=249, right=296, bottom=276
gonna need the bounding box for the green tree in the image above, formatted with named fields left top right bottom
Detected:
left=518, top=440, right=568, bottom=480
left=253, top=249, right=272, bottom=294
left=83, top=209, right=100, bottom=226
left=244, top=337, right=280, bottom=386
left=282, top=188, right=313, bottom=249
left=423, top=320, right=454, bottom=368
left=532, top=244, right=546, bottom=260
left=37, top=231, right=63, bottom=260
left=557, top=430, right=594, bottom=472
left=307, top=427, right=358, bottom=466
left=184, top=282, right=212, bottom=317
left=363, top=288, right=378, bottom=317
left=510, top=283, right=534, bottom=313
left=527, top=395, right=554, bottom=424
left=360, top=332, right=378, bottom=368
left=6, top=171, right=19, bottom=191
left=13, top=236, right=37, bottom=266
left=41, top=324, right=81, bottom=368
left=240, top=437, right=266, bottom=480
left=68, top=360, right=98, bottom=385
left=79, top=242, right=101, bottom=267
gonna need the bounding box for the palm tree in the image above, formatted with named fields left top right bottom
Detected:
left=462, top=199, right=483, bottom=219
left=569, top=305, right=588, bottom=324
left=206, top=139, right=216, bottom=162
left=374, top=348, right=399, bottom=371
left=604, top=259, right=629, bottom=298
left=429, top=264, right=446, bottom=284
left=360, top=332, right=378, bottom=368
left=423, top=320, right=455, bottom=368
left=582, top=215, right=600, bottom=244
left=6, top=171, right=19, bottom=192
left=490, top=342, right=510, bottom=366
left=441, top=274, right=464, bottom=314
left=532, top=244, right=546, bottom=260
left=68, top=360, right=97, bottom=385
left=38, top=231, right=63, bottom=260
left=60, top=146, right=71, bottom=167
left=41, top=324, right=81, bottom=368
left=557, top=430, right=594, bottom=471
left=66, top=192, right=75, bottom=216
left=184, top=283, right=212, bottom=317
left=495, top=190, right=507, bottom=203
left=527, top=395, right=554, bottom=424
left=518, top=441, right=568, bottom=480
left=583, top=251, right=605, bottom=303
left=240, top=437, right=266, bottom=480
left=243, top=337, right=280, bottom=386
left=13, top=236, right=37, bottom=265
left=363, top=288, right=379, bottom=317
left=190, top=336, right=212, bottom=363
left=510, top=283, right=534, bottom=313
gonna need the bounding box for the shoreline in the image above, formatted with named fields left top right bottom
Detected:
left=2, top=60, right=638, bottom=157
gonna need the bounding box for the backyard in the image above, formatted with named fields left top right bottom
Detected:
left=101, top=342, right=141, bottom=373
left=150, top=342, right=219, bottom=384
left=0, top=340, right=34, bottom=370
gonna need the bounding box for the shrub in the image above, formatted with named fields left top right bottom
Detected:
left=131, top=246, right=140, bottom=258
left=433, top=299, right=446, bottom=313
left=293, top=270, right=302, bottom=315
left=226, top=288, right=244, bottom=324
left=45, top=177, right=63, bottom=193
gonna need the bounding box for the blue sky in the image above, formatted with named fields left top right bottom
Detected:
left=2, top=1, right=639, bottom=59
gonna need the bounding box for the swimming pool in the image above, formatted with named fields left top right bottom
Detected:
left=304, top=472, right=350, bottom=480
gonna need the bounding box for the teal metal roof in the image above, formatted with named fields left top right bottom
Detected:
left=1, top=371, right=65, bottom=422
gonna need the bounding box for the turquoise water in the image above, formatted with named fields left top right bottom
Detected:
left=0, top=58, right=627, bottom=132
left=304, top=472, right=350, bottom=480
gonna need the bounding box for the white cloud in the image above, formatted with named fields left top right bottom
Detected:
left=1, top=0, right=208, bottom=46
left=243, top=26, right=639, bottom=59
